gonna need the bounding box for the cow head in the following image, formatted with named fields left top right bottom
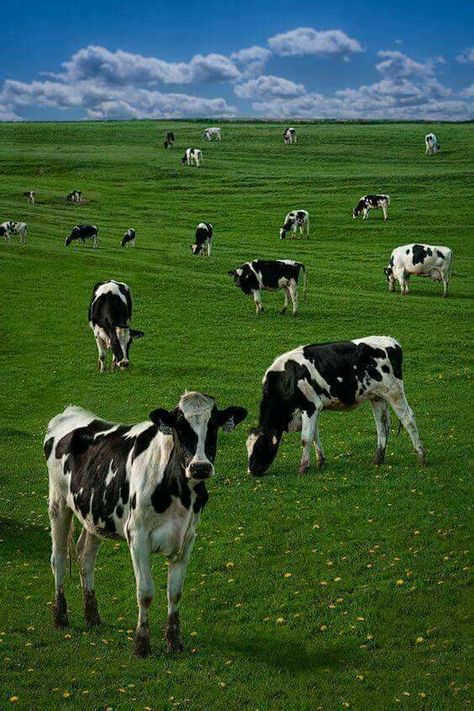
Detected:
left=246, top=428, right=282, bottom=476
left=65, top=227, right=79, bottom=246
left=150, top=392, right=247, bottom=481
left=228, top=267, right=253, bottom=294
left=191, top=243, right=203, bottom=255
left=107, top=322, right=145, bottom=368
left=352, top=203, right=363, bottom=219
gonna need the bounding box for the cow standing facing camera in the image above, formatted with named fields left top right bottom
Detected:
left=191, top=223, right=212, bottom=255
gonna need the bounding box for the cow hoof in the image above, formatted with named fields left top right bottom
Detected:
left=52, top=592, right=69, bottom=628
left=167, top=638, right=184, bottom=653
left=298, top=463, right=309, bottom=475
left=417, top=450, right=426, bottom=467
left=84, top=591, right=101, bottom=627
left=317, top=455, right=326, bottom=469
left=373, top=450, right=385, bottom=466
left=134, top=629, right=151, bottom=657
left=165, top=612, right=184, bottom=652
left=279, top=308, right=287, bottom=315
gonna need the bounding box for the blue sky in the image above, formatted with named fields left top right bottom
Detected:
left=1, top=0, right=473, bottom=120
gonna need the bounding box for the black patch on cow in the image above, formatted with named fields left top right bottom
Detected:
left=193, top=482, right=209, bottom=513
left=382, top=365, right=390, bottom=373
left=116, top=505, right=124, bottom=518
left=412, top=244, right=433, bottom=265
left=386, top=346, right=402, bottom=380
left=151, top=442, right=192, bottom=513
left=44, top=437, right=54, bottom=460
left=436, top=250, right=445, bottom=259
left=132, top=425, right=159, bottom=462
left=130, top=493, right=137, bottom=510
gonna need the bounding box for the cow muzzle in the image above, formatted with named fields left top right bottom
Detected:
left=188, top=461, right=213, bottom=480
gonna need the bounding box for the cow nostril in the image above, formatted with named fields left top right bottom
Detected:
left=189, top=462, right=212, bottom=479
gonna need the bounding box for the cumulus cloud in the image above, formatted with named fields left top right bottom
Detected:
left=268, top=27, right=362, bottom=59
left=456, top=48, right=474, bottom=64
left=230, top=46, right=272, bottom=77
left=234, top=75, right=305, bottom=99
left=375, top=50, right=442, bottom=80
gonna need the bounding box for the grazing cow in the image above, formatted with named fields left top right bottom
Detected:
left=23, top=191, right=36, bottom=204
left=67, top=190, right=83, bottom=203
left=353, top=194, right=390, bottom=221
left=191, top=222, right=213, bottom=256
left=384, top=243, right=453, bottom=297
left=121, top=228, right=136, bottom=247
left=247, top=336, right=425, bottom=476
left=65, top=224, right=99, bottom=247
left=164, top=131, right=175, bottom=149
left=88, top=280, right=144, bottom=372
left=425, top=133, right=440, bottom=155
left=0, top=221, right=27, bottom=243
left=202, top=127, right=221, bottom=141
left=283, top=127, right=297, bottom=144
left=181, top=148, right=202, bottom=167
left=279, top=210, right=309, bottom=240
left=228, top=259, right=307, bottom=316
left=45, top=392, right=247, bottom=656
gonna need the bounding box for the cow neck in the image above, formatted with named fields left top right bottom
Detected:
left=258, top=390, right=290, bottom=437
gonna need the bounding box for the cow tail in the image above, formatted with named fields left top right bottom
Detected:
left=67, top=517, right=77, bottom=578
left=301, top=264, right=307, bottom=301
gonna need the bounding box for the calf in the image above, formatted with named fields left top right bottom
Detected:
left=202, top=127, right=221, bottom=141
left=353, top=194, right=390, bottom=221
left=247, top=336, right=425, bottom=476
left=283, top=127, right=297, bottom=144
left=181, top=148, right=202, bottom=167
left=164, top=131, right=175, bottom=149
left=0, top=221, right=27, bottom=243
left=228, top=259, right=307, bottom=316
left=45, top=393, right=247, bottom=656
left=191, top=222, right=213, bottom=256
left=23, top=191, right=36, bottom=204
left=89, top=280, right=144, bottom=372
left=121, top=228, right=136, bottom=247
left=279, top=210, right=309, bottom=239
left=66, top=224, right=99, bottom=247
left=67, top=190, right=82, bottom=203
left=384, top=243, right=453, bottom=297
left=425, top=133, right=440, bottom=155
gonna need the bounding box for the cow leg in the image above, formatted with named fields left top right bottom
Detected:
left=363, top=208, right=368, bottom=220
left=312, top=418, right=325, bottom=468
left=207, top=239, right=211, bottom=257
left=165, top=539, right=195, bottom=652
left=289, top=282, right=298, bottom=316
left=442, top=275, right=449, bottom=297
left=95, top=335, right=107, bottom=372
left=49, top=498, right=73, bottom=628
left=76, top=529, right=102, bottom=627
left=130, top=536, right=154, bottom=657
left=388, top=275, right=396, bottom=292
left=299, top=411, right=317, bottom=474
left=371, top=399, right=391, bottom=465
left=280, top=286, right=290, bottom=314
left=252, top=290, right=263, bottom=315
left=382, top=206, right=388, bottom=221
left=399, top=275, right=409, bottom=295
left=386, top=390, right=425, bottom=465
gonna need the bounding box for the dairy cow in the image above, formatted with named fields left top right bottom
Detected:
left=384, top=243, right=453, bottom=296
left=228, top=259, right=307, bottom=316
left=65, top=224, right=98, bottom=247
left=202, top=127, right=221, bottom=141
left=121, top=228, right=136, bottom=247
left=0, top=221, right=28, bottom=243
left=284, top=127, right=297, bottom=144
left=353, top=195, right=390, bottom=221
left=164, top=131, right=175, bottom=149
left=425, top=133, right=440, bottom=155
left=181, top=148, right=202, bottom=167
left=191, top=222, right=213, bottom=256
left=23, top=191, right=36, bottom=204
left=279, top=210, right=309, bottom=239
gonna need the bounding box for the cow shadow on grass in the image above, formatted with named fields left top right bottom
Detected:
left=0, top=518, right=50, bottom=559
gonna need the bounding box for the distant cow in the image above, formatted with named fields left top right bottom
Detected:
left=425, top=133, right=440, bottom=155
left=192, top=222, right=213, bottom=256
left=65, top=224, right=99, bottom=247
left=181, top=148, right=202, bottom=167
left=0, top=221, right=27, bottom=243
left=202, top=127, right=221, bottom=141
left=284, top=127, right=297, bottom=144
left=384, top=243, right=453, bottom=297
left=279, top=210, right=309, bottom=240
left=228, top=259, right=307, bottom=316
left=89, top=280, right=144, bottom=372
left=23, top=191, right=36, bottom=204
left=247, top=336, right=425, bottom=476
left=45, top=392, right=247, bottom=656
left=164, top=131, right=175, bottom=149
left=353, top=194, right=390, bottom=221
left=67, top=190, right=82, bottom=203
left=121, top=228, right=136, bottom=247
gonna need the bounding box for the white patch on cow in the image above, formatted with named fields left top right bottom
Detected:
left=179, top=392, right=215, bottom=476
left=92, top=280, right=129, bottom=305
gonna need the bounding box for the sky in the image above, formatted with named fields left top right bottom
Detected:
left=1, top=0, right=473, bottom=121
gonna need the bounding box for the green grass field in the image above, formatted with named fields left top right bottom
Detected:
left=0, top=120, right=472, bottom=710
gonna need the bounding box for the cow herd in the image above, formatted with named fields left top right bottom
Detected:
left=4, top=123, right=452, bottom=657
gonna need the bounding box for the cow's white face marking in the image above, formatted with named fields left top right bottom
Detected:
left=179, top=393, right=215, bottom=480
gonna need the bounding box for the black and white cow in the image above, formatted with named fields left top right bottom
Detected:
left=89, top=280, right=144, bottom=372
left=164, top=131, right=175, bottom=149
left=67, top=190, right=82, bottom=203
left=384, top=243, right=453, bottom=297
left=228, top=259, right=307, bottom=316
left=191, top=222, right=213, bottom=256
left=283, top=127, right=297, bottom=144
left=65, top=224, right=99, bottom=247
left=45, top=392, right=247, bottom=656
left=425, top=133, right=440, bottom=155
left=23, top=191, right=36, bottom=204
left=247, top=336, right=425, bottom=476
left=202, top=127, right=221, bottom=141
left=121, top=228, right=136, bottom=247
left=279, top=210, right=309, bottom=239
left=353, top=194, right=390, bottom=221
left=0, top=221, right=27, bottom=243
left=181, top=148, right=202, bottom=167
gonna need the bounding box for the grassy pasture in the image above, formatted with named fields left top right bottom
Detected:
left=0, top=120, right=472, bottom=710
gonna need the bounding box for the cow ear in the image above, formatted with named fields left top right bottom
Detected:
left=227, top=270, right=236, bottom=276
left=149, top=408, right=176, bottom=434
left=130, top=329, right=145, bottom=339
left=217, top=406, right=248, bottom=431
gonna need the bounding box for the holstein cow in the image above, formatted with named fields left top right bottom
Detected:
left=181, top=148, right=202, bottom=167
left=121, top=228, right=136, bottom=247
left=23, top=191, right=36, bottom=204
left=0, top=221, right=28, bottom=243
left=164, top=131, right=175, bottom=149
left=247, top=336, right=425, bottom=476
left=89, top=280, right=144, bottom=372
left=191, top=222, right=213, bottom=256
left=67, top=190, right=82, bottom=203
left=384, top=243, right=453, bottom=297
left=284, top=127, right=297, bottom=144
left=202, top=127, right=221, bottom=141
left=228, top=259, right=307, bottom=316
left=45, top=392, right=247, bottom=656
left=279, top=210, right=309, bottom=240
left=425, top=133, right=440, bottom=155
left=353, top=194, right=390, bottom=221
left=65, top=224, right=99, bottom=247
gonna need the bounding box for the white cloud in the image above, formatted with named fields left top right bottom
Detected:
left=375, top=50, right=442, bottom=80
left=268, top=27, right=362, bottom=59
left=0, top=104, right=22, bottom=121
left=456, top=48, right=474, bottom=64
left=234, top=75, right=305, bottom=99
left=230, top=46, right=272, bottom=77
left=461, top=84, right=474, bottom=97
